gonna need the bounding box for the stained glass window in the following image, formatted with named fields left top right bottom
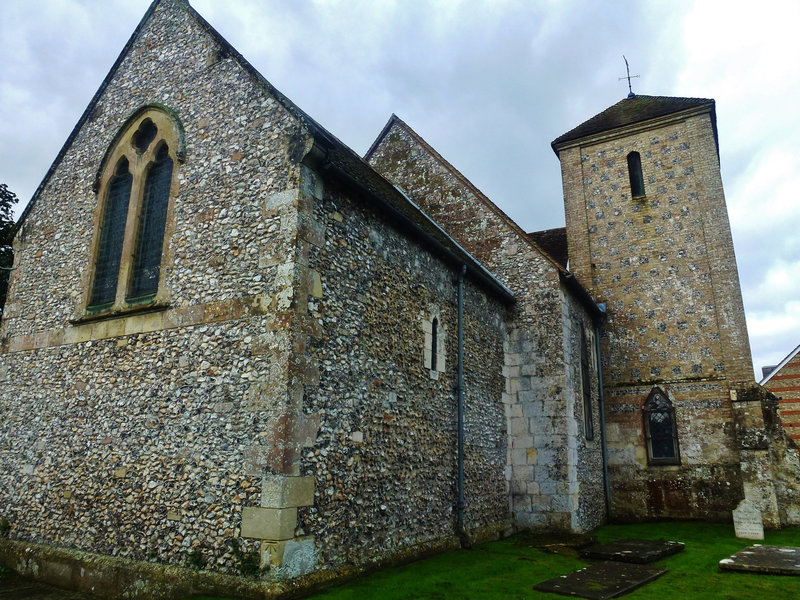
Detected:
left=643, top=388, right=680, bottom=465
left=128, top=144, right=173, bottom=302
left=87, top=108, right=180, bottom=315
left=89, top=158, right=132, bottom=309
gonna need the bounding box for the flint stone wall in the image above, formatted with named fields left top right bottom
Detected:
left=0, top=0, right=311, bottom=574
left=0, top=0, right=513, bottom=581
left=557, top=107, right=753, bottom=521
left=298, top=168, right=510, bottom=567
left=561, top=286, right=605, bottom=531
left=367, top=120, right=605, bottom=531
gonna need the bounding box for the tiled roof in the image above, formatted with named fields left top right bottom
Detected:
left=527, top=227, right=567, bottom=269
left=760, top=344, right=800, bottom=385
left=551, top=95, right=714, bottom=149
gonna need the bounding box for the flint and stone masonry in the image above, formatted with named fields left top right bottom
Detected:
left=367, top=117, right=605, bottom=533
left=0, top=0, right=511, bottom=593
left=553, top=97, right=779, bottom=523
left=2, top=0, right=800, bottom=598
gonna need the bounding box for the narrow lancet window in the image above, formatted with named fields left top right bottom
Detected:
left=627, top=151, right=645, bottom=197
left=128, top=143, right=173, bottom=302
left=431, top=317, right=439, bottom=371
left=643, top=387, right=680, bottom=465
left=90, top=158, right=132, bottom=308
left=580, top=325, right=594, bottom=440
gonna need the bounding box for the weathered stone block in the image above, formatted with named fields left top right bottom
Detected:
left=241, top=506, right=298, bottom=540
left=261, top=475, right=315, bottom=508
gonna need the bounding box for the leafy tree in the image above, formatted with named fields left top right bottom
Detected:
left=0, top=184, right=19, bottom=317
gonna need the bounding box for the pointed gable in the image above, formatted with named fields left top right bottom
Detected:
left=366, top=114, right=565, bottom=272
left=367, top=114, right=602, bottom=319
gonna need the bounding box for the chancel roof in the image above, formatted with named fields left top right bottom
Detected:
left=527, top=227, right=567, bottom=269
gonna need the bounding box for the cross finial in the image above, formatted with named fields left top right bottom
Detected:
left=619, top=55, right=640, bottom=98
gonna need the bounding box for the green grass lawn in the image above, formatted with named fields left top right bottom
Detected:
left=302, top=521, right=800, bottom=600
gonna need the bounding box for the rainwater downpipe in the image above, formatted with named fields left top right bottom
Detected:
left=456, top=264, right=468, bottom=547
left=594, top=302, right=611, bottom=519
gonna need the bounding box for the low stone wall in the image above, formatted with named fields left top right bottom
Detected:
left=0, top=534, right=466, bottom=600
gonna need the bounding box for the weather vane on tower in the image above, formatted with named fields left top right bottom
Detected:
left=620, top=55, right=639, bottom=98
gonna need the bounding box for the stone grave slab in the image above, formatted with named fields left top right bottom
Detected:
left=534, top=561, right=667, bottom=599
left=732, top=499, right=764, bottom=540
left=579, top=538, right=685, bottom=564
left=719, top=545, right=800, bottom=575
left=516, top=531, right=596, bottom=558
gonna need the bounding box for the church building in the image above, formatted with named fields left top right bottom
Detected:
left=1, top=0, right=798, bottom=597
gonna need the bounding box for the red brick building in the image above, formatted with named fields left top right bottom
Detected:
left=762, top=345, right=800, bottom=442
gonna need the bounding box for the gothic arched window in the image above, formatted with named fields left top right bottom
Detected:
left=627, top=151, right=645, bottom=198
left=90, top=158, right=132, bottom=308
left=643, top=387, right=680, bottom=465
left=87, top=107, right=183, bottom=314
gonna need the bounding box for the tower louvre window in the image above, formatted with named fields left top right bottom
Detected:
left=643, top=387, right=681, bottom=465
left=627, top=151, right=645, bottom=197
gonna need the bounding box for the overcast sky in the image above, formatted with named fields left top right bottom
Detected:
left=1, top=0, right=798, bottom=379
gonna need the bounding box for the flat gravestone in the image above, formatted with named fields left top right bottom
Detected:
left=719, top=545, right=800, bottom=575
left=579, top=538, right=685, bottom=564
left=534, top=561, right=667, bottom=599
left=517, top=531, right=596, bottom=558
left=733, top=499, right=764, bottom=540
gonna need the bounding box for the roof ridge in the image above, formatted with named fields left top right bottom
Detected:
left=366, top=114, right=571, bottom=276
left=760, top=344, right=800, bottom=385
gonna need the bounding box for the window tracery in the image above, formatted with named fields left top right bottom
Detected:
left=86, top=106, right=182, bottom=315
left=643, top=387, right=681, bottom=465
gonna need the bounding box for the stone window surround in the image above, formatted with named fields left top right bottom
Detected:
left=422, top=307, right=446, bottom=378
left=642, top=386, right=682, bottom=466
left=76, top=106, right=184, bottom=322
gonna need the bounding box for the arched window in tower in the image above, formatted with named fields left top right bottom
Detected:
left=627, top=151, right=645, bottom=198
left=87, top=106, right=183, bottom=314
left=643, top=387, right=680, bottom=465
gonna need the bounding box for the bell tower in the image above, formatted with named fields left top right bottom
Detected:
left=552, top=95, right=765, bottom=522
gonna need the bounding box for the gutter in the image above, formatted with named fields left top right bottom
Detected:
left=560, top=272, right=605, bottom=320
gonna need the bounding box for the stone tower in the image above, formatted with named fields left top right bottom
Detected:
left=552, top=95, right=773, bottom=522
